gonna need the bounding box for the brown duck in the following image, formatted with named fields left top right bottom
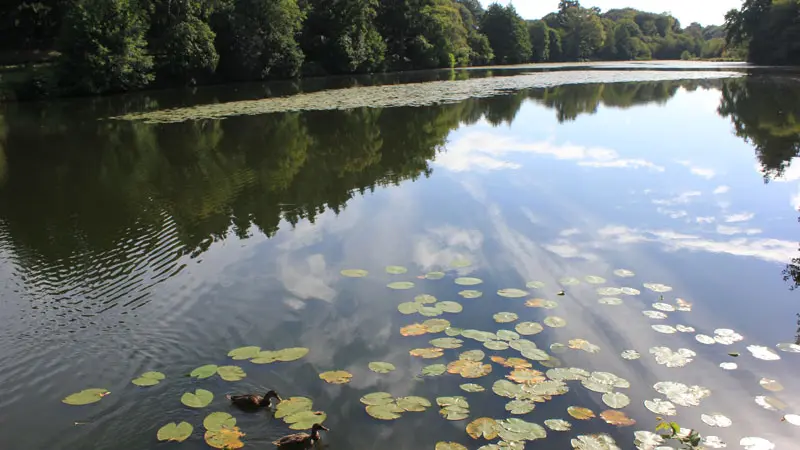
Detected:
left=226, top=389, right=281, bottom=409
left=273, top=424, right=329, bottom=448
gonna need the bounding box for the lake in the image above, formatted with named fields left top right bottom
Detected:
left=0, top=63, right=799, bottom=450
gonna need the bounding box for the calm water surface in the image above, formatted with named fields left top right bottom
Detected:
left=1, top=67, right=799, bottom=449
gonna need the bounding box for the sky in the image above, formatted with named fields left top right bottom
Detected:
left=481, top=0, right=742, bottom=26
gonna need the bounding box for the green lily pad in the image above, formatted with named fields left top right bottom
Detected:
left=484, top=340, right=510, bottom=350
left=425, top=272, right=446, bottom=280
left=419, top=306, right=443, bottom=317
left=436, top=301, right=463, bottom=313
left=506, top=399, right=536, bottom=414
left=436, top=442, right=468, bottom=450
left=596, top=287, right=623, bottom=296
left=450, top=258, right=472, bottom=268
left=559, top=277, right=581, bottom=286
left=509, top=339, right=537, bottom=352
left=369, top=362, right=396, bottom=373
left=445, top=327, right=463, bottom=336
left=467, top=417, right=500, bottom=439
left=181, top=389, right=214, bottom=408
left=459, top=350, right=486, bottom=361
left=598, top=297, right=623, bottom=306
left=602, top=392, right=630, bottom=409
left=455, top=277, right=483, bottom=286
left=132, top=371, right=165, bottom=387
left=398, top=302, right=421, bottom=314
left=492, top=379, right=523, bottom=398
left=499, top=418, right=547, bottom=440
left=515, top=322, right=544, bottom=335
left=273, top=347, right=309, bottom=362
left=430, top=337, right=464, bottom=349
left=460, top=383, right=485, bottom=392
left=526, top=281, right=545, bottom=289
left=550, top=343, right=567, bottom=354
left=396, top=396, right=431, bottom=412
left=461, top=329, right=498, bottom=342
left=190, top=364, right=218, bottom=379
left=440, top=405, right=470, bottom=420
left=360, top=392, right=394, bottom=405
left=494, top=312, right=518, bottom=323
left=422, top=364, right=447, bottom=376
left=217, top=366, right=246, bottom=381
left=62, top=388, right=110, bottom=406
left=496, top=330, right=520, bottom=341
left=386, top=265, right=408, bottom=274
left=341, top=269, right=368, bottom=277
left=459, top=290, right=483, bottom=298
left=585, top=275, right=606, bottom=284
left=415, top=294, right=437, bottom=304
left=285, top=410, right=327, bottom=430
left=643, top=283, right=673, bottom=293
left=388, top=281, right=415, bottom=290
left=203, top=412, right=236, bottom=431
left=275, top=397, right=313, bottom=418
left=157, top=422, right=193, bottom=442
left=250, top=350, right=279, bottom=364
left=543, top=316, right=567, bottom=328
left=498, top=288, right=528, bottom=298
left=366, top=403, right=403, bottom=420
left=521, top=348, right=551, bottom=361
left=423, top=318, right=451, bottom=333
left=228, top=346, right=261, bottom=360
left=437, top=396, right=469, bottom=408
left=544, top=419, right=571, bottom=431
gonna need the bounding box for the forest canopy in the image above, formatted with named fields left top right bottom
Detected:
left=0, top=0, right=736, bottom=97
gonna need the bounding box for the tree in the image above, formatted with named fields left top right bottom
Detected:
left=726, top=0, right=800, bottom=65
left=56, top=0, right=154, bottom=94
left=558, top=3, right=605, bottom=61
left=548, top=28, right=563, bottom=61
left=480, top=4, right=532, bottom=64
left=301, top=0, right=386, bottom=74
left=214, top=0, right=305, bottom=79
left=528, top=20, right=550, bottom=62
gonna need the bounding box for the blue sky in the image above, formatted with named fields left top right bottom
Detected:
left=480, top=0, right=742, bottom=26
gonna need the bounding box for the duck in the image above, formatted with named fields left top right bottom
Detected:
left=273, top=423, right=329, bottom=448
left=226, top=389, right=282, bottom=409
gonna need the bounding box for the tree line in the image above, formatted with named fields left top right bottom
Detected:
left=724, top=0, right=800, bottom=65
left=0, top=0, right=733, bottom=97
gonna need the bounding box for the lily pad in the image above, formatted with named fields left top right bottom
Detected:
left=559, top=277, right=581, bottom=286
left=702, top=413, right=732, bottom=427
left=759, top=378, right=783, bottom=392
left=506, top=399, right=536, bottom=414
left=484, top=340, right=510, bottom=350
left=204, top=427, right=244, bottom=449
left=492, top=379, right=523, bottom=398
left=440, top=405, right=470, bottom=421
left=430, top=337, right=464, bottom=349
left=341, top=269, right=368, bottom=278
left=613, top=269, right=635, bottom=277
left=467, top=417, right=500, bottom=439
left=415, top=294, right=437, bottom=304
left=596, top=287, right=623, bottom=296
left=450, top=258, right=472, bottom=268
left=509, top=338, right=537, bottom=352
left=400, top=323, right=428, bottom=336
left=776, top=342, right=800, bottom=352
left=360, top=392, right=393, bottom=405
left=546, top=367, right=589, bottom=381
left=396, top=396, right=432, bottom=412
left=515, top=322, right=544, bottom=335
left=419, top=306, right=443, bottom=317
left=250, top=350, right=279, bottom=364
left=273, top=347, right=309, bottom=362
left=217, top=366, right=246, bottom=381
left=755, top=395, right=787, bottom=411
left=386, top=265, right=408, bottom=274
left=643, top=283, right=672, bottom=293
left=598, top=297, right=623, bottom=306
left=651, top=324, right=677, bottom=334
left=783, top=414, right=800, bottom=426
left=585, top=276, right=606, bottom=284
left=181, top=389, right=214, bottom=408
left=634, top=431, right=664, bottom=450
left=496, top=330, right=520, bottom=341
left=498, top=288, right=528, bottom=298
left=462, top=329, right=497, bottom=342
left=507, top=368, right=546, bottom=384
left=157, top=422, right=193, bottom=442
left=436, top=442, right=467, bottom=450
left=459, top=290, right=483, bottom=298
left=459, top=350, right=486, bottom=361
left=676, top=325, right=695, bottom=333
left=132, top=371, right=166, bottom=387
left=319, top=370, right=353, bottom=384
left=423, top=318, right=451, bottom=333
left=720, top=362, right=737, bottom=370
left=567, top=406, right=595, bottom=420
left=650, top=346, right=696, bottom=368
left=621, top=350, right=640, bottom=360
left=446, top=327, right=463, bottom=337
left=368, top=361, right=396, bottom=374
left=550, top=343, right=567, bottom=354
left=437, top=396, right=469, bottom=408
left=228, top=346, right=261, bottom=360
left=747, top=345, right=781, bottom=361
left=602, top=392, right=630, bottom=409
left=410, top=347, right=443, bottom=359
left=422, top=364, right=447, bottom=376
left=203, top=412, right=236, bottom=431
left=599, top=410, right=635, bottom=427
left=494, top=312, right=519, bottom=323
left=544, top=316, right=567, bottom=328
left=455, top=277, right=483, bottom=286
left=652, top=302, right=675, bottom=312
left=696, top=334, right=716, bottom=344
left=190, top=364, right=218, bottom=379
left=62, top=388, right=110, bottom=406
left=426, top=271, right=446, bottom=280
left=568, top=339, right=600, bottom=353
left=398, top=302, right=421, bottom=314
left=701, top=436, right=728, bottom=448
left=644, top=398, right=676, bottom=415
left=525, top=298, right=558, bottom=309
left=498, top=418, right=546, bottom=440
left=461, top=383, right=485, bottom=392
left=544, top=419, right=571, bottom=431
left=740, top=437, right=775, bottom=450
left=436, top=301, right=463, bottom=313
left=642, top=310, right=667, bottom=319
left=285, top=411, right=327, bottom=430
left=526, top=281, right=545, bottom=289
left=388, top=281, right=415, bottom=290
left=620, top=287, right=640, bottom=295
left=571, top=434, right=621, bottom=450
left=275, top=397, right=313, bottom=418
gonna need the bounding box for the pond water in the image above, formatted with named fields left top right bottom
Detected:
left=1, top=65, right=799, bottom=449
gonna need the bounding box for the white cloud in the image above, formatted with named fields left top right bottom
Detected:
left=438, top=131, right=664, bottom=172
left=653, top=191, right=702, bottom=206
left=716, top=225, right=762, bottom=236
left=724, top=212, right=755, bottom=223
left=696, top=216, right=716, bottom=224
left=656, top=207, right=688, bottom=219
left=559, top=228, right=581, bottom=237
left=713, top=185, right=730, bottom=195
left=677, top=160, right=716, bottom=179
left=544, top=241, right=595, bottom=260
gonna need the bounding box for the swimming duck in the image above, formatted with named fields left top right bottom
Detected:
left=226, top=389, right=281, bottom=408
left=273, top=423, right=329, bottom=448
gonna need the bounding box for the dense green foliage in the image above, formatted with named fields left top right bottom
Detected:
left=725, top=0, right=800, bottom=65
left=1, top=0, right=733, bottom=96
